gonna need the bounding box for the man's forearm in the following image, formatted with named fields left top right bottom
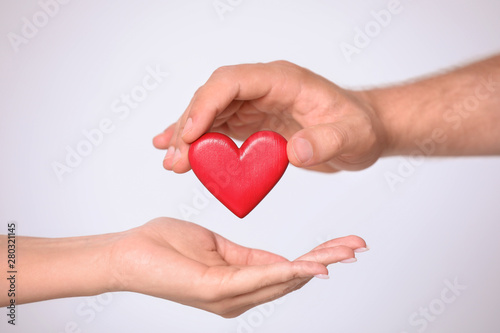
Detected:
left=367, top=55, right=500, bottom=157
left=0, top=233, right=118, bottom=306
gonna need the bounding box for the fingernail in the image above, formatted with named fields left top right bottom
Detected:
left=181, top=118, right=193, bottom=138
left=164, top=146, right=175, bottom=160
left=354, top=246, right=370, bottom=253
left=340, top=258, right=357, bottom=264
left=314, top=274, right=330, bottom=280
left=172, top=148, right=182, bottom=166
left=292, top=137, right=313, bottom=164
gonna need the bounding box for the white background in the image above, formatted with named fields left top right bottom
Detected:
left=1, top=0, right=500, bottom=332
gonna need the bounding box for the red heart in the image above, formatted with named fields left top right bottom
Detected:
left=188, top=131, right=289, bottom=218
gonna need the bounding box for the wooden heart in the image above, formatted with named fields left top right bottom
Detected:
left=188, top=131, right=289, bottom=218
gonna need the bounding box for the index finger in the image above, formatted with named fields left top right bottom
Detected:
left=181, top=62, right=282, bottom=144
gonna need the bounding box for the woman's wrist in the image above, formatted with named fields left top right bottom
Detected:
left=13, top=232, right=124, bottom=305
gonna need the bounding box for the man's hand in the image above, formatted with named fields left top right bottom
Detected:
left=111, top=217, right=367, bottom=318
left=154, top=56, right=500, bottom=172
left=153, top=61, right=388, bottom=173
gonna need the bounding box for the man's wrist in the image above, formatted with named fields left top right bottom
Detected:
left=355, top=87, right=410, bottom=157
left=367, top=81, right=432, bottom=158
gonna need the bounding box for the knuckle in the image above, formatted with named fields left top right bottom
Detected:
left=193, top=85, right=205, bottom=97
left=212, top=65, right=235, bottom=77
left=329, top=123, right=349, bottom=152
left=270, top=60, right=306, bottom=80
left=271, top=59, right=294, bottom=67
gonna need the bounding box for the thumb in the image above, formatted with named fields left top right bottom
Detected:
left=287, top=122, right=350, bottom=168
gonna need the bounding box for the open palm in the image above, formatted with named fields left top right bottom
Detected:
left=111, top=217, right=366, bottom=317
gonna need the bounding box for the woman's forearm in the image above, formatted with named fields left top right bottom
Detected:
left=0, top=233, right=119, bottom=306
left=367, top=55, right=500, bottom=157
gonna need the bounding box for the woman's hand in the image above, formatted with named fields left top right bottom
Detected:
left=111, top=217, right=367, bottom=317
left=1, top=217, right=366, bottom=318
